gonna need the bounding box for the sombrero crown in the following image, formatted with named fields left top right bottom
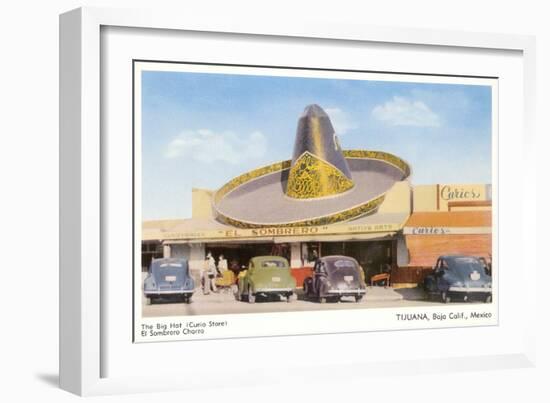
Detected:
left=286, top=105, right=354, bottom=199
left=212, top=104, right=410, bottom=228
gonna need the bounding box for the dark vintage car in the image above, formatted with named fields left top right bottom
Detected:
left=303, top=256, right=367, bottom=303
left=237, top=256, right=296, bottom=303
left=143, top=258, right=195, bottom=304
left=423, top=255, right=492, bottom=303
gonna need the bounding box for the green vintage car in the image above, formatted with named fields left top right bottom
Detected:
left=236, top=256, right=296, bottom=303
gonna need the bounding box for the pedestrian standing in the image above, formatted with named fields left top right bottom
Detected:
left=218, top=254, right=228, bottom=272
left=202, top=254, right=210, bottom=295
left=206, top=251, right=218, bottom=293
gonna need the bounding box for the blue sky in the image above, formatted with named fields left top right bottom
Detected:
left=141, top=70, right=492, bottom=220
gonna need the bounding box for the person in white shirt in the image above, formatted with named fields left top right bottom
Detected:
left=202, top=251, right=218, bottom=294
left=218, top=254, right=228, bottom=272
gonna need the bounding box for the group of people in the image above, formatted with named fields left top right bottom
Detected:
left=201, top=252, right=248, bottom=294
left=201, top=252, right=228, bottom=294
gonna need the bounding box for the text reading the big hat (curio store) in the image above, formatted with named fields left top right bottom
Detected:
left=140, top=320, right=228, bottom=338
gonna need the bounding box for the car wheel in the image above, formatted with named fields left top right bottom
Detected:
left=441, top=291, right=451, bottom=304
left=185, top=296, right=192, bottom=304
left=286, top=293, right=294, bottom=303
left=319, top=297, right=326, bottom=304
left=355, top=295, right=363, bottom=302
left=248, top=287, right=255, bottom=304
left=485, top=295, right=492, bottom=303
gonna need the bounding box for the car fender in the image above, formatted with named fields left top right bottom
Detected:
left=423, top=275, right=435, bottom=291
left=286, top=274, right=297, bottom=289
left=237, top=277, right=246, bottom=294
left=437, top=276, right=453, bottom=292
left=185, top=277, right=195, bottom=291
left=247, top=277, right=256, bottom=293
left=318, top=277, right=331, bottom=295
left=143, top=275, right=156, bottom=291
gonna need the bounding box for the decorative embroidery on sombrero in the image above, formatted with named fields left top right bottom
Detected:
left=211, top=150, right=411, bottom=229
left=344, top=150, right=410, bottom=176
left=286, top=152, right=354, bottom=199
left=213, top=160, right=292, bottom=205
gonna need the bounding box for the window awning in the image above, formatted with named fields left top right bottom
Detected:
left=273, top=231, right=396, bottom=244
left=144, top=212, right=409, bottom=244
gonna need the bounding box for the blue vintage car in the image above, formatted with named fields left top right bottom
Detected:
left=423, top=255, right=492, bottom=303
left=143, top=258, right=195, bottom=304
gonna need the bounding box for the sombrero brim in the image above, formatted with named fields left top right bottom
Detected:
left=212, top=150, right=410, bottom=228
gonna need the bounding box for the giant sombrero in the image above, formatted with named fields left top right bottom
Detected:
left=212, top=104, right=410, bottom=228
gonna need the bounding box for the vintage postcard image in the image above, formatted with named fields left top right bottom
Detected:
left=133, top=61, right=497, bottom=342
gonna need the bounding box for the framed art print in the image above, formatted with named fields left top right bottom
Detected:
left=60, top=7, right=536, bottom=396
left=132, top=61, right=497, bottom=343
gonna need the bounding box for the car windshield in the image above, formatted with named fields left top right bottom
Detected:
left=151, top=261, right=187, bottom=275
left=448, top=257, right=485, bottom=275
left=260, top=260, right=286, bottom=268
left=327, top=259, right=357, bottom=272
left=158, top=263, right=183, bottom=269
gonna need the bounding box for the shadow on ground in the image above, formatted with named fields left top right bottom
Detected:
left=35, top=373, right=58, bottom=388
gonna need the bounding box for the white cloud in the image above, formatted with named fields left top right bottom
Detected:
left=164, top=129, right=267, bottom=163
left=324, top=107, right=357, bottom=135
left=371, top=96, right=441, bottom=127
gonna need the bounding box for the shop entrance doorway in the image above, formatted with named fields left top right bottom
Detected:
left=318, top=240, right=394, bottom=281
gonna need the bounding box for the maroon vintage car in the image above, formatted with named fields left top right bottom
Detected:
left=303, top=256, right=367, bottom=303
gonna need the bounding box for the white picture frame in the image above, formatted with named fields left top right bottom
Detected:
left=59, top=7, right=537, bottom=396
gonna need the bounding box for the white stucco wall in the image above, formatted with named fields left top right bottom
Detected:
left=396, top=235, right=410, bottom=267
left=164, top=243, right=204, bottom=283
left=290, top=243, right=302, bottom=268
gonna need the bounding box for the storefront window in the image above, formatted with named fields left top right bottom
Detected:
left=271, top=243, right=291, bottom=262
left=141, top=241, right=163, bottom=271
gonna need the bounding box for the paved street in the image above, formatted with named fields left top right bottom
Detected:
left=141, top=284, right=446, bottom=318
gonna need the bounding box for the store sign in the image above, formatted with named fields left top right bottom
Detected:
left=440, top=185, right=483, bottom=201
left=403, top=226, right=492, bottom=235
left=438, top=184, right=489, bottom=210
left=407, top=227, right=451, bottom=235
left=145, top=222, right=403, bottom=241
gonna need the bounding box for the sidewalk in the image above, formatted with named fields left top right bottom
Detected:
left=363, top=286, right=404, bottom=302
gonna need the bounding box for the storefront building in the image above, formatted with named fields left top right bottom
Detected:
left=142, top=182, right=412, bottom=286
left=394, top=183, right=492, bottom=285
left=142, top=182, right=492, bottom=288
left=141, top=105, right=492, bottom=288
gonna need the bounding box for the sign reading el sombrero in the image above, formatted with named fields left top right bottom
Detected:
left=212, top=105, right=411, bottom=229
left=145, top=221, right=404, bottom=242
